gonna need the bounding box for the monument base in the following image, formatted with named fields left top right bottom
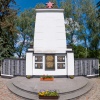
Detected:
left=26, top=48, right=74, bottom=76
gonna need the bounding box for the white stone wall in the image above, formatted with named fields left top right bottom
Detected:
left=67, top=52, right=74, bottom=75
left=32, top=54, right=67, bottom=75
left=26, top=52, right=33, bottom=75
left=34, top=9, right=66, bottom=53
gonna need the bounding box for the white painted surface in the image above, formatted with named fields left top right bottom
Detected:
left=26, top=52, right=33, bottom=75
left=1, top=74, right=13, bottom=77
left=66, top=48, right=72, bottom=51
left=34, top=9, right=66, bottom=53
left=87, top=74, right=99, bottom=76
left=67, top=52, right=74, bottom=75
left=35, top=9, right=64, bottom=12
left=32, top=54, right=67, bottom=75
left=28, top=48, right=34, bottom=51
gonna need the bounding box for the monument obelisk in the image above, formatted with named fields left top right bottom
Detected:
left=26, top=2, right=74, bottom=77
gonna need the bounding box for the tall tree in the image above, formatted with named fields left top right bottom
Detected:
left=97, top=1, right=100, bottom=19
left=61, top=0, right=100, bottom=59
left=61, top=0, right=81, bottom=45
left=0, top=0, right=17, bottom=60
left=15, top=9, right=35, bottom=58
left=79, top=0, right=100, bottom=58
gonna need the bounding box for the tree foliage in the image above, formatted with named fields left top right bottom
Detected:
left=35, top=3, right=45, bottom=9
left=72, top=45, right=87, bottom=58
left=79, top=0, right=100, bottom=58
left=61, top=0, right=81, bottom=45
left=15, top=9, right=35, bottom=58
left=97, top=1, right=100, bottom=19
left=60, top=0, right=100, bottom=59
left=0, top=0, right=17, bottom=60
left=0, top=0, right=99, bottom=60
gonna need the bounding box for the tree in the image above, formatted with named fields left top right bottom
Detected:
left=97, top=1, right=100, bottom=7
left=80, top=0, right=100, bottom=58
left=15, top=9, right=35, bottom=58
left=61, top=0, right=81, bottom=45
left=72, top=45, right=87, bottom=58
left=60, top=0, right=100, bottom=59
left=35, top=3, right=45, bottom=9
left=97, top=1, right=100, bottom=19
left=0, top=0, right=18, bottom=60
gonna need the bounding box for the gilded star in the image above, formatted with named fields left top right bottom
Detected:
left=46, top=1, right=54, bottom=8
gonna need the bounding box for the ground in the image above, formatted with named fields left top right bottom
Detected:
left=0, top=76, right=100, bottom=100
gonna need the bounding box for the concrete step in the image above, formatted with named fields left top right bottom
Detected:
left=11, top=77, right=88, bottom=94
left=12, top=78, right=37, bottom=94
left=59, top=81, right=93, bottom=100
left=7, top=80, right=93, bottom=100
left=7, top=81, right=37, bottom=100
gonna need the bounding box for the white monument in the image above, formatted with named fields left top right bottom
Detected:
left=26, top=2, right=74, bottom=77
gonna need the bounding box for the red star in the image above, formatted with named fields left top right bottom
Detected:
left=46, top=2, right=54, bottom=8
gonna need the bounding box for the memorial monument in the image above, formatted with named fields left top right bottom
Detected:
left=26, top=1, right=74, bottom=77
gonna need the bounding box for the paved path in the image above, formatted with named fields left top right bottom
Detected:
left=0, top=76, right=100, bottom=100
left=0, top=77, right=24, bottom=100
left=76, top=77, right=100, bottom=100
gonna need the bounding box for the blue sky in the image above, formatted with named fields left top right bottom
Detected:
left=15, top=0, right=100, bottom=13
left=15, top=0, right=50, bottom=12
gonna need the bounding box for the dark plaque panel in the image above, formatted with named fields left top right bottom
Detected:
left=35, top=56, right=43, bottom=69
left=35, top=56, right=42, bottom=62
left=57, top=56, right=65, bottom=69
left=57, top=63, right=65, bottom=69
left=57, top=56, right=65, bottom=62
left=35, top=63, right=43, bottom=69
left=45, top=55, right=55, bottom=70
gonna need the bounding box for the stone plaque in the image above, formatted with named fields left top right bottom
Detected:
left=57, top=56, right=65, bottom=62
left=57, top=63, right=65, bottom=69
left=35, top=63, right=43, bottom=69
left=35, top=56, right=42, bottom=62
left=45, top=55, right=55, bottom=70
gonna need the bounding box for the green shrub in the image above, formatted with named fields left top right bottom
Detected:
left=26, top=75, right=31, bottom=79
left=69, top=75, right=74, bottom=79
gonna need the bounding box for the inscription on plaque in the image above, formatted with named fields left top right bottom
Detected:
left=57, top=56, right=65, bottom=69
left=35, top=56, right=43, bottom=69
left=45, top=55, right=55, bottom=70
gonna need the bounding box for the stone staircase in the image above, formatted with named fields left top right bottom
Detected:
left=7, top=77, right=93, bottom=100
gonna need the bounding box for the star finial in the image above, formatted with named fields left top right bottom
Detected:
left=46, top=1, right=54, bottom=8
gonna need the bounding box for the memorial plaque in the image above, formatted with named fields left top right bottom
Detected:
left=35, top=56, right=42, bottom=62
left=57, top=63, right=65, bottom=69
left=57, top=56, right=65, bottom=62
left=45, top=55, right=55, bottom=70
left=35, top=63, right=43, bottom=69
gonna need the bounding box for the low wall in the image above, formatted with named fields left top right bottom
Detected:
left=74, top=58, right=99, bottom=76
left=1, top=58, right=26, bottom=77
left=1, top=58, right=99, bottom=77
